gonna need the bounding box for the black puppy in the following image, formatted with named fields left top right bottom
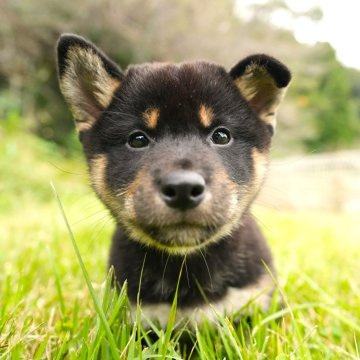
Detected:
left=56, top=34, right=290, bottom=326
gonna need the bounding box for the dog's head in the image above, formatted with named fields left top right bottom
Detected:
left=57, top=34, right=290, bottom=254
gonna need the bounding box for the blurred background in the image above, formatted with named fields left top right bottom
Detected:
left=1, top=0, right=359, bottom=212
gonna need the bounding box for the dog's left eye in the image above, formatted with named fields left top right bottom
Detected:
left=128, top=131, right=150, bottom=148
left=211, top=128, right=231, bottom=145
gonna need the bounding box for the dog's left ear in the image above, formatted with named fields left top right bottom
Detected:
left=230, top=54, right=291, bottom=134
left=56, top=34, right=123, bottom=133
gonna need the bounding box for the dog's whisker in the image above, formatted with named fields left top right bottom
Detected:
left=161, top=254, right=170, bottom=296
left=71, top=211, right=109, bottom=227
left=199, top=248, right=213, bottom=292
left=184, top=255, right=191, bottom=289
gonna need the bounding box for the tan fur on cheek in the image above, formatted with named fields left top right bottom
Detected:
left=221, top=150, right=268, bottom=230
left=199, top=104, right=214, bottom=128
left=90, top=155, right=122, bottom=215
left=251, top=148, right=269, bottom=197
left=121, top=169, right=151, bottom=223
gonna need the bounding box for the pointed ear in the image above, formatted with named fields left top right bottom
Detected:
left=230, top=54, right=291, bottom=134
left=56, top=34, right=123, bottom=132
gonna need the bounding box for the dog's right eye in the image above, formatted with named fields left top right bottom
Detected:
left=127, top=131, right=150, bottom=148
left=211, top=127, right=232, bottom=145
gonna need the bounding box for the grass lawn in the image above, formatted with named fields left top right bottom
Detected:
left=1, top=129, right=359, bottom=359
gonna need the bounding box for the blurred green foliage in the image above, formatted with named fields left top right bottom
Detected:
left=0, top=0, right=359, bottom=154
left=295, top=45, right=359, bottom=151
left=307, top=61, right=358, bottom=150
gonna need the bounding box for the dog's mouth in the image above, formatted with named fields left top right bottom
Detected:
left=122, top=218, right=228, bottom=254
left=143, top=222, right=217, bottom=240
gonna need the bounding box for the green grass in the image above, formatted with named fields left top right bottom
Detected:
left=1, top=127, right=360, bottom=359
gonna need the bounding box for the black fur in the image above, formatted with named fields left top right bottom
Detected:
left=110, top=214, right=273, bottom=306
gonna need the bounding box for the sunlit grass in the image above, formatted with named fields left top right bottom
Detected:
left=1, top=130, right=359, bottom=358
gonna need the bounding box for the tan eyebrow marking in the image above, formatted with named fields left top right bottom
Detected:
left=143, top=108, right=160, bottom=129
left=199, top=104, right=214, bottom=127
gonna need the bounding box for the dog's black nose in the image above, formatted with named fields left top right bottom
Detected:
left=160, top=171, right=205, bottom=210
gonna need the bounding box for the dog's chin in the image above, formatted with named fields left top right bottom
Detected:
left=123, top=220, right=226, bottom=254
left=146, top=223, right=217, bottom=245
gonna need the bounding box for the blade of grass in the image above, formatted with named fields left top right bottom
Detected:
left=319, top=304, right=360, bottom=333
left=262, top=260, right=308, bottom=355
left=136, top=254, right=147, bottom=360
left=46, top=246, right=65, bottom=315
left=33, top=335, right=49, bottom=360
left=161, top=258, right=186, bottom=360
left=215, top=311, right=243, bottom=360
left=51, top=182, right=120, bottom=360
left=195, top=325, right=215, bottom=360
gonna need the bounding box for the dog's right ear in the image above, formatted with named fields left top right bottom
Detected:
left=56, top=34, right=123, bottom=132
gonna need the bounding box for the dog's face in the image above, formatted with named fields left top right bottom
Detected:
left=57, top=34, right=290, bottom=254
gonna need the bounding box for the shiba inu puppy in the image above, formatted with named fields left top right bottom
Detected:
left=56, top=34, right=291, bottom=326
